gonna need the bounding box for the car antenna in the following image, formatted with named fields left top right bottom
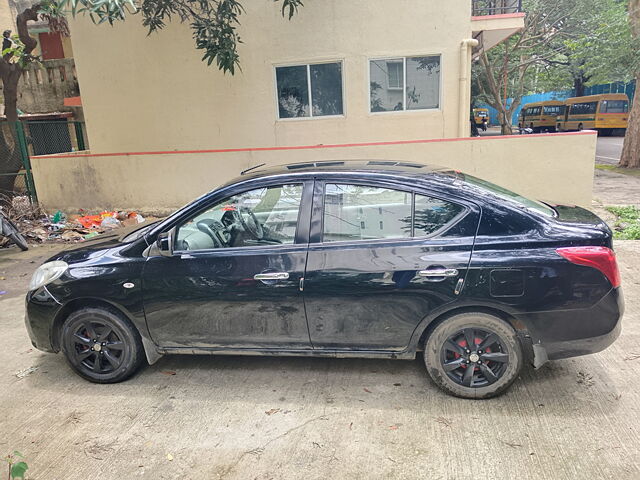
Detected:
left=241, top=163, right=266, bottom=175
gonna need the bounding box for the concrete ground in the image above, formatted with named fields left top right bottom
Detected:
left=2, top=148, right=640, bottom=479
left=596, top=136, right=625, bottom=165
left=2, top=235, right=640, bottom=479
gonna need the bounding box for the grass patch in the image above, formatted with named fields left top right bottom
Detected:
left=605, top=205, right=640, bottom=239
left=596, top=164, right=640, bottom=177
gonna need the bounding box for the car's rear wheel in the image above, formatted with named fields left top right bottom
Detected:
left=61, top=307, right=145, bottom=383
left=424, top=312, right=522, bottom=399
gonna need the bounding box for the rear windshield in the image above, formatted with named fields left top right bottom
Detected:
left=459, top=174, right=556, bottom=217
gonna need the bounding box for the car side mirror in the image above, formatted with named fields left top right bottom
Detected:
left=156, top=228, right=175, bottom=257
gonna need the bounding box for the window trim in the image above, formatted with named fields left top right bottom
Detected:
left=318, top=181, right=469, bottom=246
left=368, top=54, right=443, bottom=115
left=172, top=182, right=309, bottom=254
left=273, top=59, right=346, bottom=121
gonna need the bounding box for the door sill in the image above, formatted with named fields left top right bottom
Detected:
left=157, top=346, right=415, bottom=360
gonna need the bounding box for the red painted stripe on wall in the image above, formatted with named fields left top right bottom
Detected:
left=38, top=130, right=597, bottom=160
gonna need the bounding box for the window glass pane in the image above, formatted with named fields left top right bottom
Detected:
left=323, top=184, right=412, bottom=242
left=601, top=100, right=628, bottom=113
left=176, top=184, right=303, bottom=251
left=414, top=195, right=464, bottom=237
left=310, top=62, right=343, bottom=116
left=571, top=102, right=597, bottom=115
left=406, top=56, right=440, bottom=110
left=370, top=59, right=404, bottom=112
left=461, top=174, right=555, bottom=217
left=276, top=66, right=309, bottom=118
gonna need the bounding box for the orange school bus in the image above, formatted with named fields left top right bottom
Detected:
left=557, top=94, right=629, bottom=135
left=518, top=101, right=564, bottom=132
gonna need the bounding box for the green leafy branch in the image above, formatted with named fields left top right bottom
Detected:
left=2, top=35, right=41, bottom=68
left=3, top=451, right=28, bottom=480
left=47, top=0, right=305, bottom=74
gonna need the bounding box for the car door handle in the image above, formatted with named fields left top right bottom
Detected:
left=254, top=272, right=290, bottom=281
left=418, top=268, right=459, bottom=278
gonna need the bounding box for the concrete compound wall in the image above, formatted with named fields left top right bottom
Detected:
left=30, top=131, right=597, bottom=214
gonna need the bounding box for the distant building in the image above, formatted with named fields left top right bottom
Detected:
left=66, top=0, right=524, bottom=154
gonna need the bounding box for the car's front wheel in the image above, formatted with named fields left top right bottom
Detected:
left=424, top=312, right=522, bottom=399
left=61, top=307, right=145, bottom=383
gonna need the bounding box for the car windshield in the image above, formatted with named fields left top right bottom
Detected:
left=121, top=220, right=160, bottom=243
left=459, top=174, right=556, bottom=217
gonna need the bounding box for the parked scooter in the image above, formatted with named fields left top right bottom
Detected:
left=518, top=126, right=535, bottom=135
left=0, top=210, right=28, bottom=251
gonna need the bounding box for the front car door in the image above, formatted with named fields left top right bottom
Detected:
left=303, top=178, right=480, bottom=351
left=142, top=180, right=313, bottom=349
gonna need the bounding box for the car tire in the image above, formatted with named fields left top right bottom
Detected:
left=61, top=307, right=145, bottom=383
left=423, top=312, right=522, bottom=399
left=2, top=217, right=28, bottom=251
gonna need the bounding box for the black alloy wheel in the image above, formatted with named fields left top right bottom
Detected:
left=61, top=307, right=145, bottom=383
left=424, top=313, right=523, bottom=399
left=440, top=328, right=510, bottom=388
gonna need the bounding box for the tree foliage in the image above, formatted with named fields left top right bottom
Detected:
left=52, top=0, right=305, bottom=74
left=475, top=0, right=581, bottom=133
left=474, top=0, right=639, bottom=131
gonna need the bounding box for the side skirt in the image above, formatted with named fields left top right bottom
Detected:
left=156, top=346, right=416, bottom=360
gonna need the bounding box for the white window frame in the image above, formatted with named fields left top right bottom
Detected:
left=274, top=60, right=346, bottom=121
left=386, top=60, right=403, bottom=90
left=368, top=54, right=442, bottom=114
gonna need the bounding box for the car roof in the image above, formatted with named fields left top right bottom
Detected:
left=226, top=160, right=456, bottom=186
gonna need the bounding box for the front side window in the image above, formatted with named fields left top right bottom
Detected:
left=176, top=184, right=303, bottom=251
left=276, top=62, right=343, bottom=119
left=322, top=184, right=463, bottom=242
left=370, top=55, right=441, bottom=112
left=600, top=100, right=629, bottom=114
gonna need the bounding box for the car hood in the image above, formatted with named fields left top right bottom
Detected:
left=47, top=222, right=151, bottom=264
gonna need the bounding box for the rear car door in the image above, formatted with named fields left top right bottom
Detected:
left=303, top=179, right=480, bottom=351
left=142, top=180, right=313, bottom=349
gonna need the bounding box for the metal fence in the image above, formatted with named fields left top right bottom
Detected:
left=0, top=119, right=88, bottom=203
left=472, top=0, right=523, bottom=15
left=0, top=122, right=37, bottom=203
left=24, top=119, right=88, bottom=157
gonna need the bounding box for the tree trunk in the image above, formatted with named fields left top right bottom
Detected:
left=573, top=75, right=586, bottom=97
left=619, top=0, right=639, bottom=168
left=0, top=3, right=40, bottom=203
left=619, top=72, right=640, bottom=168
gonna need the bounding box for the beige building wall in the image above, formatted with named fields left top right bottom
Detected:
left=68, top=0, right=477, bottom=154
left=30, top=132, right=597, bottom=213
left=0, top=0, right=16, bottom=33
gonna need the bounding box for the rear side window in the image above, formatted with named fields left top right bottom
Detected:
left=414, top=194, right=465, bottom=236
left=322, top=184, right=464, bottom=242
left=600, top=100, right=628, bottom=113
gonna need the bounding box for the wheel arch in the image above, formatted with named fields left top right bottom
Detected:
left=51, top=297, right=161, bottom=365
left=412, top=305, right=533, bottom=360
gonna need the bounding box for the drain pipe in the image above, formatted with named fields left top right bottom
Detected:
left=459, top=38, right=480, bottom=137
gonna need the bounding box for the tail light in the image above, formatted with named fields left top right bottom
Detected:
left=556, top=246, right=621, bottom=288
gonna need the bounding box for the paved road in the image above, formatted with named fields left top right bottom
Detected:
left=1, top=238, right=640, bottom=479
left=596, top=136, right=625, bottom=165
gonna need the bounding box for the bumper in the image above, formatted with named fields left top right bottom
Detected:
left=523, top=287, right=624, bottom=364
left=24, top=288, right=63, bottom=353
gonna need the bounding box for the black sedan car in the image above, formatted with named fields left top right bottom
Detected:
left=25, top=161, right=623, bottom=399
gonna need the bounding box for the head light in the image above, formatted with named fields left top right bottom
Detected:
left=28, top=261, right=68, bottom=291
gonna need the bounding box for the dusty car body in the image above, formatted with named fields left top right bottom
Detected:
left=25, top=161, right=623, bottom=398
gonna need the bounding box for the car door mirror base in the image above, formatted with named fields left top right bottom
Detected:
left=156, top=227, right=176, bottom=257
